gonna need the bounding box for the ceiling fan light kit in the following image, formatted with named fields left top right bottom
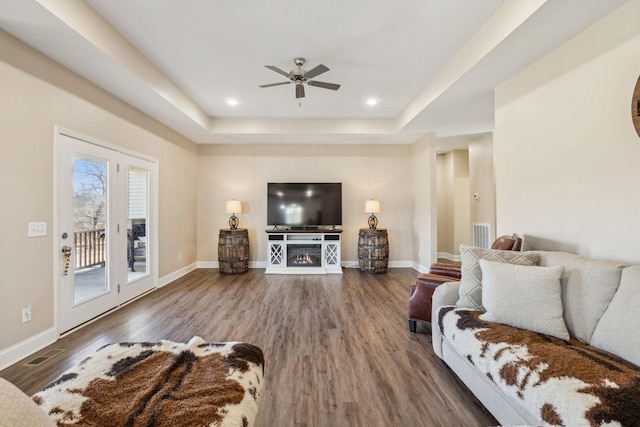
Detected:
left=260, top=57, right=341, bottom=99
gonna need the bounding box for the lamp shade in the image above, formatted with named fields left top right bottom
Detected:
left=225, top=200, right=242, bottom=214
left=364, top=199, right=381, bottom=214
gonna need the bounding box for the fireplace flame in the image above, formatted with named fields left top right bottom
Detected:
left=293, top=253, right=314, bottom=265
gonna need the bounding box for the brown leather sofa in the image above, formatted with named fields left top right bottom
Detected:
left=408, top=234, right=522, bottom=333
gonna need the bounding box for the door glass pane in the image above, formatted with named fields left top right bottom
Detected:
left=73, top=157, right=108, bottom=303
left=127, top=166, right=149, bottom=282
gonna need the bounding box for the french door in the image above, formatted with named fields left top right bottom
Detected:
left=118, top=153, right=156, bottom=302
left=57, top=131, right=156, bottom=333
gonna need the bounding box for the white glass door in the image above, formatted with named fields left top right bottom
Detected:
left=57, top=132, right=157, bottom=333
left=58, top=134, right=118, bottom=333
left=117, top=153, right=156, bottom=302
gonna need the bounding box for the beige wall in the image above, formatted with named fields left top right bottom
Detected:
left=452, top=150, right=471, bottom=251
left=0, top=32, right=197, bottom=357
left=436, top=149, right=471, bottom=259
left=411, top=135, right=437, bottom=271
left=436, top=154, right=450, bottom=255
left=468, top=134, right=496, bottom=240
left=494, top=1, right=640, bottom=263
left=196, top=143, right=417, bottom=267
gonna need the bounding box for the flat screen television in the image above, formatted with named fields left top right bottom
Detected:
left=267, top=182, right=342, bottom=228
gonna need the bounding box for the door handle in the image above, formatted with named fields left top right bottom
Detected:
left=61, top=245, right=72, bottom=276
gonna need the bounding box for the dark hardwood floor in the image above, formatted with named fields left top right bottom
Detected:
left=1, top=268, right=497, bottom=427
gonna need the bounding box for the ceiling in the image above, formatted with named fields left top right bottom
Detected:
left=0, top=0, right=630, bottom=147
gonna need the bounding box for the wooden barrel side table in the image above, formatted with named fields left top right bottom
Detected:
left=358, top=228, right=389, bottom=274
left=218, top=228, right=249, bottom=274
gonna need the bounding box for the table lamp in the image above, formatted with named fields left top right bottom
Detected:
left=225, top=200, right=242, bottom=229
left=364, top=199, right=381, bottom=229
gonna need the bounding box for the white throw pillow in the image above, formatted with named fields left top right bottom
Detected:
left=0, top=377, right=55, bottom=427
left=478, top=260, right=570, bottom=341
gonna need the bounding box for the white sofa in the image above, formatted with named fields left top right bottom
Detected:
left=431, top=246, right=640, bottom=426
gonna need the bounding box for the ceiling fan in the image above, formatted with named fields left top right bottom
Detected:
left=259, top=57, right=341, bottom=99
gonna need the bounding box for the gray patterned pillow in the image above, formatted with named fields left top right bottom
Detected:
left=456, top=244, right=540, bottom=309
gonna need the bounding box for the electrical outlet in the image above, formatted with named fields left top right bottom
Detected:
left=22, top=305, right=32, bottom=323
left=28, top=222, right=47, bottom=237
left=178, top=254, right=183, bottom=261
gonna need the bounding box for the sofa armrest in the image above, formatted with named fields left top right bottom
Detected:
left=432, top=281, right=460, bottom=311
left=431, top=281, right=460, bottom=359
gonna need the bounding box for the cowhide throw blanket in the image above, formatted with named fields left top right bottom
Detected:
left=32, top=337, right=264, bottom=426
left=439, top=307, right=640, bottom=427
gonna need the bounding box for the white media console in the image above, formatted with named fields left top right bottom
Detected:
left=265, top=229, right=342, bottom=274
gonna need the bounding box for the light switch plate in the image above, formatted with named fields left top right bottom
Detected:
left=28, top=222, right=47, bottom=237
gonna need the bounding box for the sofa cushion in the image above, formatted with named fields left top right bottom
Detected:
left=0, top=378, right=55, bottom=427
left=591, top=265, right=640, bottom=367
left=478, top=260, right=569, bottom=340
left=537, top=251, right=625, bottom=344
left=439, top=307, right=640, bottom=427
left=456, top=244, right=540, bottom=310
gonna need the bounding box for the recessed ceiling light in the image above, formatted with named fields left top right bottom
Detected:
left=226, top=98, right=239, bottom=106
left=366, top=98, right=379, bottom=106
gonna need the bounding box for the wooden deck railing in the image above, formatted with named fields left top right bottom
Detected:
left=75, top=229, right=105, bottom=270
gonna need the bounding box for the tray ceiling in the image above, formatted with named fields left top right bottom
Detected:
left=0, top=0, right=630, bottom=145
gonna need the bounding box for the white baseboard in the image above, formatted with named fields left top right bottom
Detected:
left=158, top=262, right=198, bottom=287
left=0, top=327, right=57, bottom=371
left=412, top=262, right=430, bottom=273
left=437, top=252, right=460, bottom=262
left=388, top=260, right=414, bottom=268
left=341, top=260, right=359, bottom=269
left=197, top=261, right=218, bottom=269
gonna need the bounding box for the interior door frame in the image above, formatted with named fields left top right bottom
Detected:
left=53, top=126, right=159, bottom=336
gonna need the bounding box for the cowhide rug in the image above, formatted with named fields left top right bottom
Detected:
left=439, top=307, right=640, bottom=427
left=32, top=337, right=264, bottom=426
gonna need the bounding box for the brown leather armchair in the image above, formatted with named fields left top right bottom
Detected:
left=408, top=234, right=522, bottom=333
left=492, top=233, right=522, bottom=251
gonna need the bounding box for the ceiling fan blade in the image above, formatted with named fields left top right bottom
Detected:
left=304, top=64, right=329, bottom=80
left=265, top=65, right=291, bottom=78
left=259, top=81, right=292, bottom=88
left=307, top=80, right=340, bottom=91
left=296, top=84, right=305, bottom=99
